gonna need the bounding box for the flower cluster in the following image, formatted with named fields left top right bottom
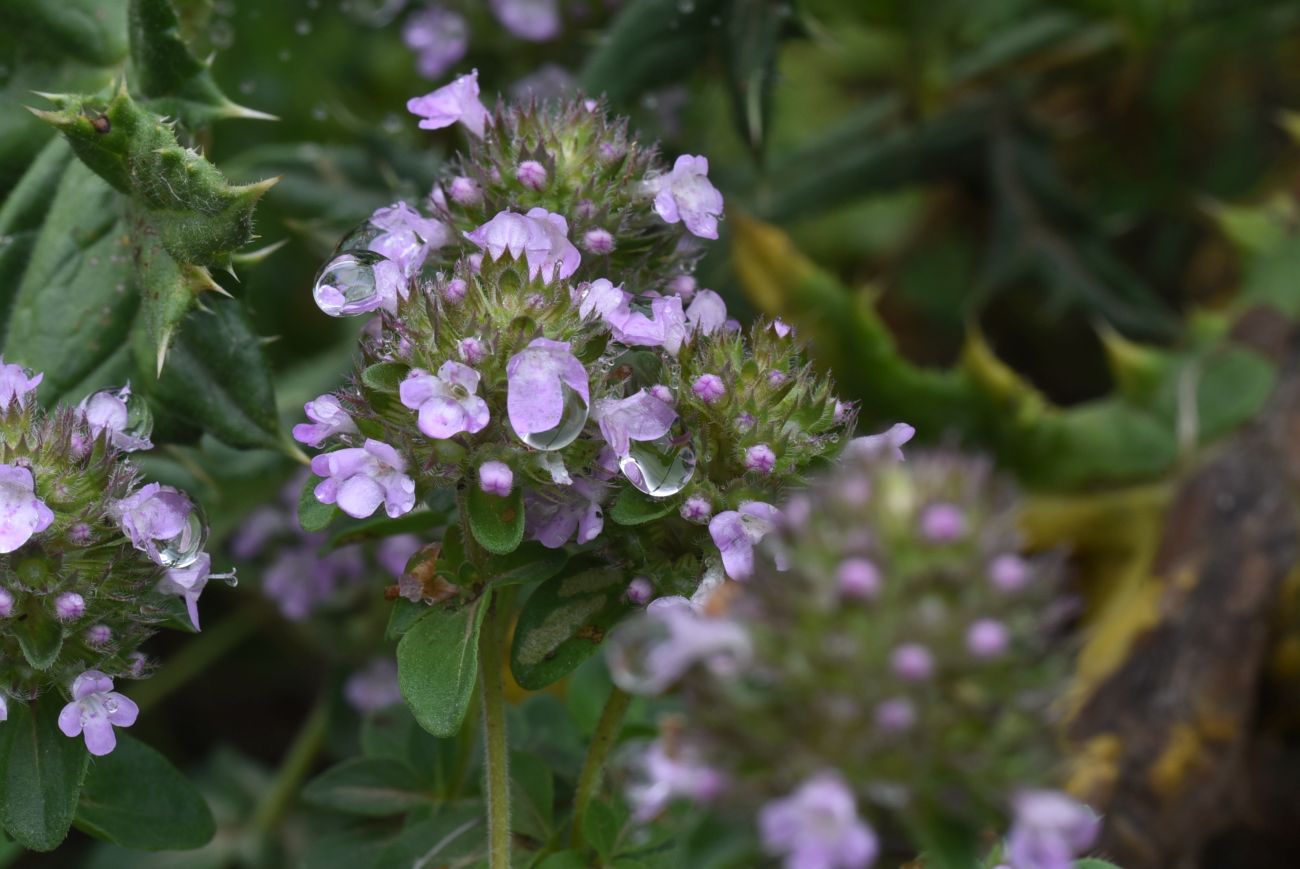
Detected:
left=297, top=87, right=851, bottom=610
left=608, top=446, right=1097, bottom=868
left=0, top=363, right=219, bottom=756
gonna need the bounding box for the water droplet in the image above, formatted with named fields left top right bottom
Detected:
left=520, top=385, right=589, bottom=451
left=208, top=19, right=235, bottom=49
left=678, top=0, right=696, bottom=12
left=278, top=48, right=292, bottom=62
left=312, top=251, right=392, bottom=317
left=606, top=615, right=675, bottom=694
left=619, top=423, right=696, bottom=497
left=104, top=698, right=119, bottom=713
left=311, top=102, right=328, bottom=121
left=158, top=504, right=208, bottom=569
left=294, top=18, right=312, bottom=35
left=334, top=220, right=382, bottom=256
left=239, top=79, right=256, bottom=95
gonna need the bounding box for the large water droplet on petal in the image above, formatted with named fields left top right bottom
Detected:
left=334, top=220, right=382, bottom=256
left=520, top=385, right=589, bottom=451
left=312, top=251, right=391, bottom=317
left=157, top=504, right=208, bottom=569
left=619, top=424, right=696, bottom=498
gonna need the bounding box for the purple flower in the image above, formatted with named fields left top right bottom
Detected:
left=874, top=697, right=916, bottom=733
left=58, top=671, right=138, bottom=756
left=489, top=0, right=561, bottom=41
left=449, top=175, right=482, bottom=205
left=344, top=658, right=403, bottom=713
left=574, top=278, right=625, bottom=319
left=606, top=294, right=688, bottom=355
left=399, top=361, right=490, bottom=439
left=55, top=592, right=84, bottom=621
left=157, top=552, right=212, bottom=631
left=837, top=558, right=881, bottom=599
left=377, top=534, right=423, bottom=578
left=650, top=155, right=724, bottom=240
left=582, top=227, right=615, bottom=254
left=524, top=478, right=606, bottom=548
left=919, top=502, right=966, bottom=542
left=627, top=737, right=725, bottom=821
left=506, top=338, right=590, bottom=444
left=668, top=275, right=696, bottom=298
left=709, top=501, right=781, bottom=580
left=0, top=359, right=42, bottom=408
left=479, top=461, right=514, bottom=496
left=685, top=289, right=727, bottom=336
left=114, top=483, right=196, bottom=566
left=767, top=370, right=788, bottom=387
left=369, top=201, right=450, bottom=278
left=845, top=423, right=915, bottom=463
left=771, top=319, right=793, bottom=338
left=595, top=390, right=677, bottom=458
left=0, top=588, right=12, bottom=617
left=626, top=577, right=653, bottom=605
left=990, top=554, right=1030, bottom=592
left=890, top=643, right=934, bottom=682
left=465, top=208, right=581, bottom=282
left=610, top=595, right=751, bottom=695
left=0, top=464, right=54, bottom=554
left=967, top=618, right=1010, bottom=660
left=680, top=495, right=712, bottom=523
left=744, top=444, right=777, bottom=474
left=458, top=336, right=487, bottom=365
left=311, top=440, right=416, bottom=519
left=78, top=385, right=152, bottom=452
left=263, top=545, right=365, bottom=620
left=759, top=773, right=878, bottom=869
left=293, top=394, right=359, bottom=447
left=692, top=374, right=725, bottom=403
left=402, top=6, right=469, bottom=79
left=649, top=384, right=675, bottom=405
left=407, top=69, right=490, bottom=138
left=516, top=160, right=548, bottom=190
left=1006, top=790, right=1100, bottom=869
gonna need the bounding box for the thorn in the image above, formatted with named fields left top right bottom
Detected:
left=184, top=265, right=230, bottom=297
left=232, top=238, right=289, bottom=266
left=156, top=333, right=172, bottom=378
left=221, top=101, right=279, bottom=123
left=239, top=175, right=282, bottom=197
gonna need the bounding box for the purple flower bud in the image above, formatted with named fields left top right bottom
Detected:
left=505, top=338, right=590, bottom=446
left=311, top=439, right=416, bottom=519
left=293, top=394, right=359, bottom=447
left=767, top=370, right=788, bottom=387
left=128, top=652, right=149, bottom=679
left=680, top=495, right=713, bottom=523
left=399, top=361, right=491, bottom=439
left=582, top=227, right=615, bottom=254
left=668, top=275, right=697, bottom=298
left=516, top=160, right=548, bottom=190
left=478, top=461, right=514, bottom=497
left=649, top=154, right=724, bottom=240
left=85, top=624, right=112, bottom=647
left=403, top=6, right=469, bottom=80
left=833, top=399, right=852, bottom=423
left=458, top=336, right=487, bottom=365
left=407, top=69, right=490, bottom=138
left=966, top=618, right=1010, bottom=660
left=744, top=444, right=777, bottom=475
left=874, top=697, right=916, bottom=733
left=0, top=588, right=11, bottom=617
left=0, top=358, right=42, bottom=409
left=890, top=643, right=934, bottom=682
left=489, top=0, right=561, bottom=41
left=735, top=412, right=755, bottom=432
left=685, top=289, right=727, bottom=336
left=443, top=277, right=468, bottom=303
left=55, top=592, right=85, bottom=621
left=1007, top=790, right=1100, bottom=869
left=771, top=319, right=793, bottom=338
left=58, top=671, right=139, bottom=756
left=597, top=140, right=624, bottom=162
left=692, top=374, right=725, bottom=403
left=0, top=464, right=54, bottom=554
left=709, top=501, right=781, bottom=580
left=990, top=553, right=1030, bottom=592
left=837, top=558, right=881, bottom=600
left=759, top=773, right=878, bottom=869
left=919, top=502, right=966, bottom=542
left=344, top=658, right=403, bottom=713
left=723, top=318, right=741, bottom=333
left=465, top=208, right=581, bottom=283
left=575, top=198, right=597, bottom=221
left=649, top=384, right=675, bottom=405
left=449, top=175, right=483, bottom=205
left=626, top=577, right=653, bottom=605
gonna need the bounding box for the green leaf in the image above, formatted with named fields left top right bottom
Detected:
left=0, top=137, right=73, bottom=324
left=582, top=799, right=624, bottom=861
left=13, top=597, right=63, bottom=670
left=580, top=0, right=726, bottom=106
left=299, top=472, right=339, bottom=532
left=302, top=758, right=433, bottom=817
left=509, top=568, right=633, bottom=690
left=908, top=812, right=981, bottom=869
left=372, top=804, right=484, bottom=868
left=609, top=488, right=675, bottom=526
left=74, top=735, right=215, bottom=850
left=509, top=752, right=554, bottom=841
left=486, top=543, right=569, bottom=587
left=537, top=852, right=588, bottom=869
left=386, top=599, right=431, bottom=641
left=0, top=0, right=129, bottom=67
left=325, top=509, right=442, bottom=550
left=0, top=696, right=90, bottom=851
left=361, top=361, right=409, bottom=394
left=397, top=596, right=489, bottom=737
left=466, top=483, right=525, bottom=556
left=360, top=705, right=463, bottom=795
left=721, top=0, right=783, bottom=157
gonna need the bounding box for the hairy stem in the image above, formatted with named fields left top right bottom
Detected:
left=480, top=593, right=512, bottom=869
left=570, top=685, right=631, bottom=848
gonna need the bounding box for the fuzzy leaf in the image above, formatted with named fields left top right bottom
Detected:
left=0, top=0, right=128, bottom=67
left=302, top=758, right=432, bottom=817
left=510, top=568, right=633, bottom=690
left=299, top=473, right=339, bottom=532
left=486, top=543, right=569, bottom=587
left=0, top=696, right=89, bottom=852
left=74, top=735, right=215, bottom=850
left=13, top=597, right=63, bottom=670
left=609, top=488, right=675, bottom=526
left=361, top=361, right=409, bottom=394
left=466, top=484, right=525, bottom=556
left=397, top=596, right=488, bottom=737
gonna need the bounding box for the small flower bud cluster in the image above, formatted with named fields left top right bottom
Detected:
left=297, top=91, right=852, bottom=606
left=0, top=362, right=219, bottom=756
left=610, top=447, right=1093, bottom=866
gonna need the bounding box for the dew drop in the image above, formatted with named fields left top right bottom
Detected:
left=294, top=18, right=312, bottom=35
left=619, top=424, right=696, bottom=498
left=239, top=79, right=256, bottom=95
left=311, top=102, right=328, bottom=121
left=157, top=504, right=208, bottom=570
left=605, top=615, right=674, bottom=694
left=519, top=385, right=589, bottom=451
left=208, top=19, right=235, bottom=49
left=312, top=251, right=393, bottom=317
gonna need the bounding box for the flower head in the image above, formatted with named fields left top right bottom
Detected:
left=744, top=444, right=777, bottom=474
left=55, top=592, right=85, bottom=621
left=0, top=464, right=54, bottom=553
left=650, top=155, right=724, bottom=240
left=311, top=440, right=416, bottom=519
left=759, top=773, right=879, bottom=869
left=57, top=671, right=139, bottom=756
left=293, top=394, right=359, bottom=447
left=399, top=361, right=490, bottom=439
left=516, top=160, right=548, bottom=190
left=407, top=70, right=490, bottom=138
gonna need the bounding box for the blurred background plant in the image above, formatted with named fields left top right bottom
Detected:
left=5, top=0, right=1300, bottom=865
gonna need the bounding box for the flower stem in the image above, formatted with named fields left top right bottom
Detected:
left=480, top=593, right=512, bottom=869
left=570, top=685, right=631, bottom=848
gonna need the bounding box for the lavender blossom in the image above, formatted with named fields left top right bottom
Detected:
left=311, top=440, right=416, bottom=519
left=524, top=478, right=606, bottom=547
left=708, top=501, right=781, bottom=580
left=344, top=658, right=403, bottom=712
left=0, top=464, right=54, bottom=553
left=402, top=6, right=469, bottom=79
left=465, top=208, right=581, bottom=282
left=505, top=338, right=589, bottom=445
left=759, top=773, right=879, bottom=869
left=399, top=362, right=491, bottom=439
left=650, top=155, right=724, bottom=240
left=1005, top=791, right=1100, bottom=869
left=478, top=461, right=514, bottom=496
left=78, top=384, right=152, bottom=452
left=489, top=0, right=561, bottom=41
left=293, top=394, right=359, bottom=447
left=369, top=201, right=450, bottom=277
left=627, top=737, right=725, bottom=820
left=57, top=671, right=139, bottom=756
left=407, top=70, right=490, bottom=138
left=595, top=390, right=677, bottom=458
left=0, top=358, right=42, bottom=408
